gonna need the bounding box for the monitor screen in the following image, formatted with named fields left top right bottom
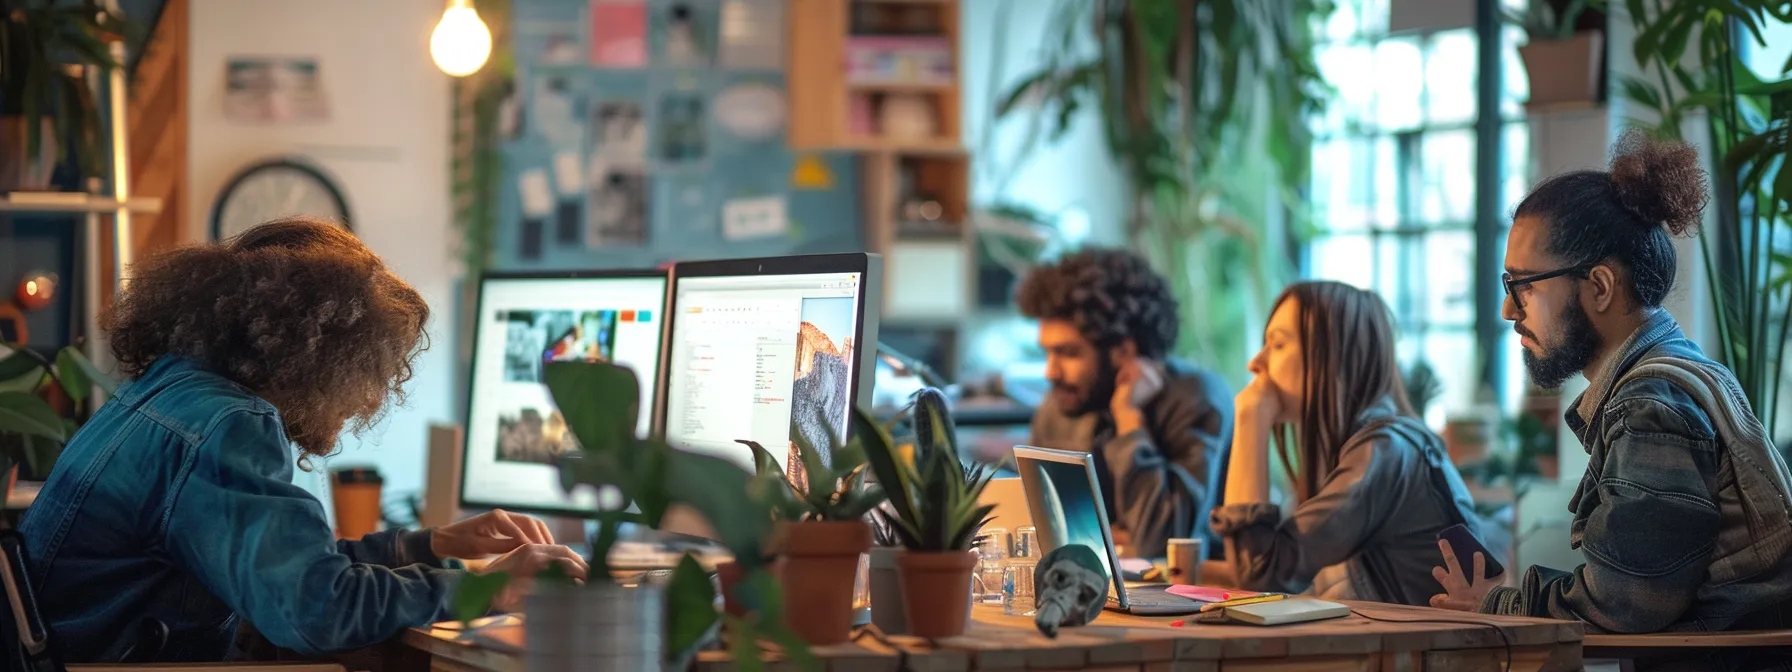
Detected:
left=460, top=272, right=667, bottom=515
left=660, top=260, right=875, bottom=471
left=1014, top=449, right=1120, bottom=595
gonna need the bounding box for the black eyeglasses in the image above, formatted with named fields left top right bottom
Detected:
left=1502, top=263, right=1593, bottom=311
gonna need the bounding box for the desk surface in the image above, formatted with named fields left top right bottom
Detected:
left=404, top=601, right=1583, bottom=671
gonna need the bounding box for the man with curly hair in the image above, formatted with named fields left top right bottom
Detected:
left=1017, top=248, right=1233, bottom=559
left=20, top=218, right=587, bottom=663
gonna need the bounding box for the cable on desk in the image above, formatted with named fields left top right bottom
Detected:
left=852, top=623, right=914, bottom=672
left=1349, top=609, right=1513, bottom=672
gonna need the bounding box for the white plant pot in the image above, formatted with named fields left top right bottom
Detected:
left=525, top=583, right=664, bottom=672
left=867, top=547, right=907, bottom=634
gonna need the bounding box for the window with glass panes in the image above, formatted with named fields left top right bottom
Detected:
left=1304, top=0, right=1533, bottom=424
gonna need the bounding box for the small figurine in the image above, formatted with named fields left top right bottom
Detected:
left=1033, top=545, right=1109, bottom=638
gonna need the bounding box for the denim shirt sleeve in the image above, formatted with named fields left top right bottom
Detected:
left=1210, top=429, right=1407, bottom=594
left=1482, top=388, right=1721, bottom=633
left=162, top=408, right=461, bottom=655
left=337, top=529, right=448, bottom=569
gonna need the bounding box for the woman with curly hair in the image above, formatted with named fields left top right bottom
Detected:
left=1017, top=248, right=1234, bottom=559
left=20, top=217, right=586, bottom=663
left=1212, top=281, right=1483, bottom=606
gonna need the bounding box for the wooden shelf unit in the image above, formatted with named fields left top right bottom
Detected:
left=787, top=0, right=962, bottom=152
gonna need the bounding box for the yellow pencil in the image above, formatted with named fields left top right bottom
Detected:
left=1198, top=593, right=1288, bottom=613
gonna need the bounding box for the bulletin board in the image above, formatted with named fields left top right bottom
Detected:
left=496, top=0, right=863, bottom=271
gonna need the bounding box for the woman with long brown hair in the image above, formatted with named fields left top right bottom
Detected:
left=1210, top=281, right=1484, bottom=606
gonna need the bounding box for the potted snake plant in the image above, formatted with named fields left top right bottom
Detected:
left=862, top=388, right=996, bottom=638
left=453, top=361, right=813, bottom=671
left=738, top=418, right=886, bottom=646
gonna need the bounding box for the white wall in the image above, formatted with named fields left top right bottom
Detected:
left=188, top=0, right=456, bottom=509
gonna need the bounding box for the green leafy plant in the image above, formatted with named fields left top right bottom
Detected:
left=450, top=360, right=811, bottom=670
left=0, top=344, right=115, bottom=481
left=1616, top=0, right=1792, bottom=444
left=0, top=0, right=135, bottom=180
left=995, top=0, right=1330, bottom=379
left=863, top=389, right=996, bottom=553
left=1503, top=0, right=1595, bottom=41
left=739, top=420, right=886, bottom=523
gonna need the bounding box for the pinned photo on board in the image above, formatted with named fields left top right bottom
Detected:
left=531, top=76, right=585, bottom=147
left=591, top=100, right=648, bottom=166
left=540, top=29, right=582, bottom=65
left=656, top=93, right=707, bottom=163
left=223, top=56, right=328, bottom=123
left=587, top=171, right=650, bottom=247
left=661, top=2, right=711, bottom=68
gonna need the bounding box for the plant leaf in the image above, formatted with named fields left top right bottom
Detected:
left=0, top=392, right=68, bottom=442
left=666, top=553, right=719, bottom=659
left=56, top=347, right=115, bottom=398
left=724, top=615, right=766, bottom=672
left=662, top=447, right=776, bottom=567
left=54, top=348, right=92, bottom=403
left=542, top=360, right=641, bottom=455
left=0, top=350, right=44, bottom=387
left=451, top=571, right=511, bottom=623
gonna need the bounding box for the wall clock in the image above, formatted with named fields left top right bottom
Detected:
left=209, top=158, right=352, bottom=241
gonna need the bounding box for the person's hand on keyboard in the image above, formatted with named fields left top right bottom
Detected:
left=478, top=544, right=591, bottom=612
left=431, top=509, right=554, bottom=559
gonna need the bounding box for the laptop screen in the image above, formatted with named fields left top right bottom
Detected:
left=1013, top=448, right=1121, bottom=599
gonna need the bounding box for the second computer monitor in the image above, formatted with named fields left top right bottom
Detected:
left=657, top=253, right=882, bottom=470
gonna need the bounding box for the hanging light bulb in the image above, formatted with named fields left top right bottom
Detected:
left=430, top=0, right=492, bottom=77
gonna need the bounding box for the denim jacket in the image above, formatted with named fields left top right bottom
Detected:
left=1030, top=359, right=1234, bottom=558
left=19, top=357, right=459, bottom=662
left=1211, top=397, right=1484, bottom=606
left=1482, top=310, right=1792, bottom=636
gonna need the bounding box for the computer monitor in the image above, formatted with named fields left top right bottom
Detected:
left=655, top=253, right=882, bottom=471
left=459, top=270, right=668, bottom=516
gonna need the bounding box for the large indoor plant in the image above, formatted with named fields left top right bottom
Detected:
left=863, top=388, right=996, bottom=639
left=454, top=361, right=813, bottom=672
left=1508, top=0, right=1606, bottom=109
left=0, top=0, right=130, bottom=190
left=0, top=343, right=114, bottom=497
left=739, top=425, right=886, bottom=646
left=996, top=0, right=1329, bottom=381
left=1616, top=0, right=1792, bottom=447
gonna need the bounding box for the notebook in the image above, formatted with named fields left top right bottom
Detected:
left=1203, top=597, right=1350, bottom=626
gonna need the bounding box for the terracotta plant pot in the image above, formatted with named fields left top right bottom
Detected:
left=896, top=550, right=979, bottom=639
left=1519, top=30, right=1605, bottom=109
left=867, top=547, right=907, bottom=634
left=716, top=558, right=784, bottom=618
left=780, top=521, right=872, bottom=645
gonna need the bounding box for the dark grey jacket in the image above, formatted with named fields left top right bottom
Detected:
left=1209, top=398, right=1483, bottom=606
left=1028, top=359, right=1232, bottom=558
left=1482, top=310, right=1792, bottom=642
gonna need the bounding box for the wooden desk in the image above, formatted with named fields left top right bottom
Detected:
left=401, top=602, right=1582, bottom=671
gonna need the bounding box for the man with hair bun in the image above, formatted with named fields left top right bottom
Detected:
left=1431, top=131, right=1792, bottom=658
left=1016, top=248, right=1233, bottom=559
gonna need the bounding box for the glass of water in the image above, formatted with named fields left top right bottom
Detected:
left=1003, top=557, right=1038, bottom=616
left=974, top=528, right=1008, bottom=605
left=1014, top=526, right=1039, bottom=558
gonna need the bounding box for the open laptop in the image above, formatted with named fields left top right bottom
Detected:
left=1011, top=446, right=1204, bottom=616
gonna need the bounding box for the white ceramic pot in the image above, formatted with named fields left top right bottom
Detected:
left=867, top=547, right=907, bottom=634
left=525, top=583, right=664, bottom=672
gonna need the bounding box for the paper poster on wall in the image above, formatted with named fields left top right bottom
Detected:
left=590, top=0, right=648, bottom=67
left=591, top=101, right=647, bottom=167
left=539, top=27, right=582, bottom=65
left=587, top=171, right=650, bottom=247
left=223, top=57, right=328, bottom=123
left=531, top=76, right=585, bottom=147
left=661, top=3, right=712, bottom=68
left=713, top=83, right=785, bottom=141
left=720, top=0, right=782, bottom=70
left=721, top=195, right=787, bottom=241
left=518, top=168, right=555, bottom=261
left=555, top=150, right=584, bottom=245
left=656, top=93, right=707, bottom=163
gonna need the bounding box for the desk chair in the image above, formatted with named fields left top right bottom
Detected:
left=1, top=530, right=343, bottom=672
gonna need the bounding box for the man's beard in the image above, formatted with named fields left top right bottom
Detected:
left=1521, top=300, right=1601, bottom=390
left=1056, top=357, right=1119, bottom=417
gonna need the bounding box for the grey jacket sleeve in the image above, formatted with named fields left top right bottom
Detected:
left=1481, top=385, right=1721, bottom=633
left=1100, top=386, right=1228, bottom=558
left=1210, top=429, right=1408, bottom=594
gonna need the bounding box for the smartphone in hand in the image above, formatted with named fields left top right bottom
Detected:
left=1437, top=523, right=1505, bottom=579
